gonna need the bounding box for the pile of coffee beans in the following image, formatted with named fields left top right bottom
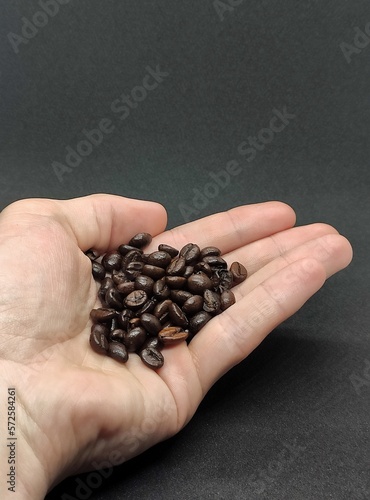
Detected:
left=86, top=233, right=247, bottom=369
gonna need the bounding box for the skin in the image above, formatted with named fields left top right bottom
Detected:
left=0, top=194, right=352, bottom=499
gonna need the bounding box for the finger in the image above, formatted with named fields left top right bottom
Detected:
left=189, top=251, right=349, bottom=394
left=150, top=201, right=296, bottom=254
left=2, top=194, right=168, bottom=253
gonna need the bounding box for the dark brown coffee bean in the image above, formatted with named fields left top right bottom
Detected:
left=125, top=261, right=144, bottom=279
left=189, top=311, right=212, bottom=334
left=200, top=246, right=221, bottom=259
left=90, top=330, right=109, bottom=354
left=90, top=308, right=117, bottom=323
left=124, top=290, right=148, bottom=309
left=170, top=290, right=193, bottom=305
left=220, top=290, right=236, bottom=310
left=193, top=261, right=213, bottom=277
left=142, top=264, right=165, bottom=280
left=202, top=255, right=227, bottom=269
left=182, top=295, right=204, bottom=315
left=140, top=313, right=162, bottom=335
left=153, top=299, right=172, bottom=318
left=105, top=287, right=123, bottom=310
left=116, top=281, right=136, bottom=296
left=140, top=347, right=164, bottom=369
left=91, top=323, right=109, bottom=338
left=108, top=341, right=128, bottom=363
left=230, top=261, right=248, bottom=285
left=166, top=256, right=186, bottom=276
left=136, top=298, right=156, bottom=316
left=92, top=261, right=106, bottom=281
left=183, top=266, right=194, bottom=278
left=153, top=278, right=171, bottom=299
left=165, top=276, right=187, bottom=289
left=142, top=336, right=161, bottom=350
left=128, top=232, right=152, bottom=248
left=217, top=269, right=233, bottom=292
left=158, top=244, right=179, bottom=257
left=118, top=244, right=143, bottom=256
left=98, top=277, right=114, bottom=303
left=135, top=275, right=154, bottom=295
left=102, top=251, right=122, bottom=272
left=146, top=251, right=172, bottom=268
left=203, top=289, right=221, bottom=314
left=109, top=328, right=126, bottom=342
left=122, top=249, right=143, bottom=270
left=179, top=243, right=201, bottom=265
left=158, top=326, right=188, bottom=345
left=112, top=270, right=129, bottom=286
left=187, top=272, right=213, bottom=294
left=124, top=326, right=147, bottom=352
left=168, top=302, right=188, bottom=328
left=85, top=248, right=99, bottom=261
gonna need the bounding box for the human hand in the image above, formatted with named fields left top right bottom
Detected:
left=0, top=195, right=352, bottom=499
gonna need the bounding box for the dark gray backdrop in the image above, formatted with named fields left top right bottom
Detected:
left=0, top=1, right=369, bottom=499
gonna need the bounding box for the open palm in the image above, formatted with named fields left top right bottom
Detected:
left=0, top=195, right=352, bottom=499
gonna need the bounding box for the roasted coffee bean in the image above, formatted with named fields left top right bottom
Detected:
left=140, top=313, right=162, bottom=335
left=202, top=255, right=227, bottom=269
left=165, top=276, right=186, bottom=289
left=200, top=246, right=221, bottom=258
left=189, top=311, right=212, bottom=335
left=179, top=243, right=201, bottom=265
left=168, top=302, right=188, bottom=328
left=124, top=290, right=148, bottom=309
left=203, top=289, right=221, bottom=314
left=187, top=272, right=213, bottom=294
left=146, top=251, right=172, bottom=268
left=124, top=326, right=147, bottom=352
left=142, top=264, right=165, bottom=280
left=109, top=328, right=126, bottom=342
left=92, top=261, right=105, bottom=281
left=158, top=244, right=178, bottom=257
left=85, top=248, right=99, bottom=261
left=166, top=256, right=186, bottom=276
left=112, top=270, right=129, bottom=286
left=128, top=232, right=152, bottom=248
left=105, top=287, right=123, bottom=310
left=170, top=289, right=193, bottom=305
left=90, top=330, right=109, bottom=354
left=136, top=298, right=156, bottom=316
left=193, top=261, right=213, bottom=277
left=98, top=277, right=114, bottom=304
left=182, top=295, right=204, bottom=315
left=125, top=261, right=143, bottom=279
left=122, top=249, right=142, bottom=270
left=183, top=266, right=194, bottom=278
left=108, top=341, right=128, bottom=363
left=91, top=323, right=109, bottom=338
left=142, top=336, right=161, bottom=350
left=102, top=251, right=122, bottom=271
left=140, top=347, right=164, bottom=369
left=217, top=269, right=233, bottom=292
left=153, top=299, right=172, bottom=318
left=118, top=244, right=143, bottom=256
left=153, top=278, right=171, bottom=299
left=230, top=261, right=248, bottom=285
left=158, top=326, right=188, bottom=345
left=90, top=308, right=117, bottom=323
left=116, top=281, right=136, bottom=296
left=220, top=290, right=236, bottom=310
left=135, top=275, right=154, bottom=295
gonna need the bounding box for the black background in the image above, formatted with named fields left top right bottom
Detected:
left=1, top=1, right=369, bottom=499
